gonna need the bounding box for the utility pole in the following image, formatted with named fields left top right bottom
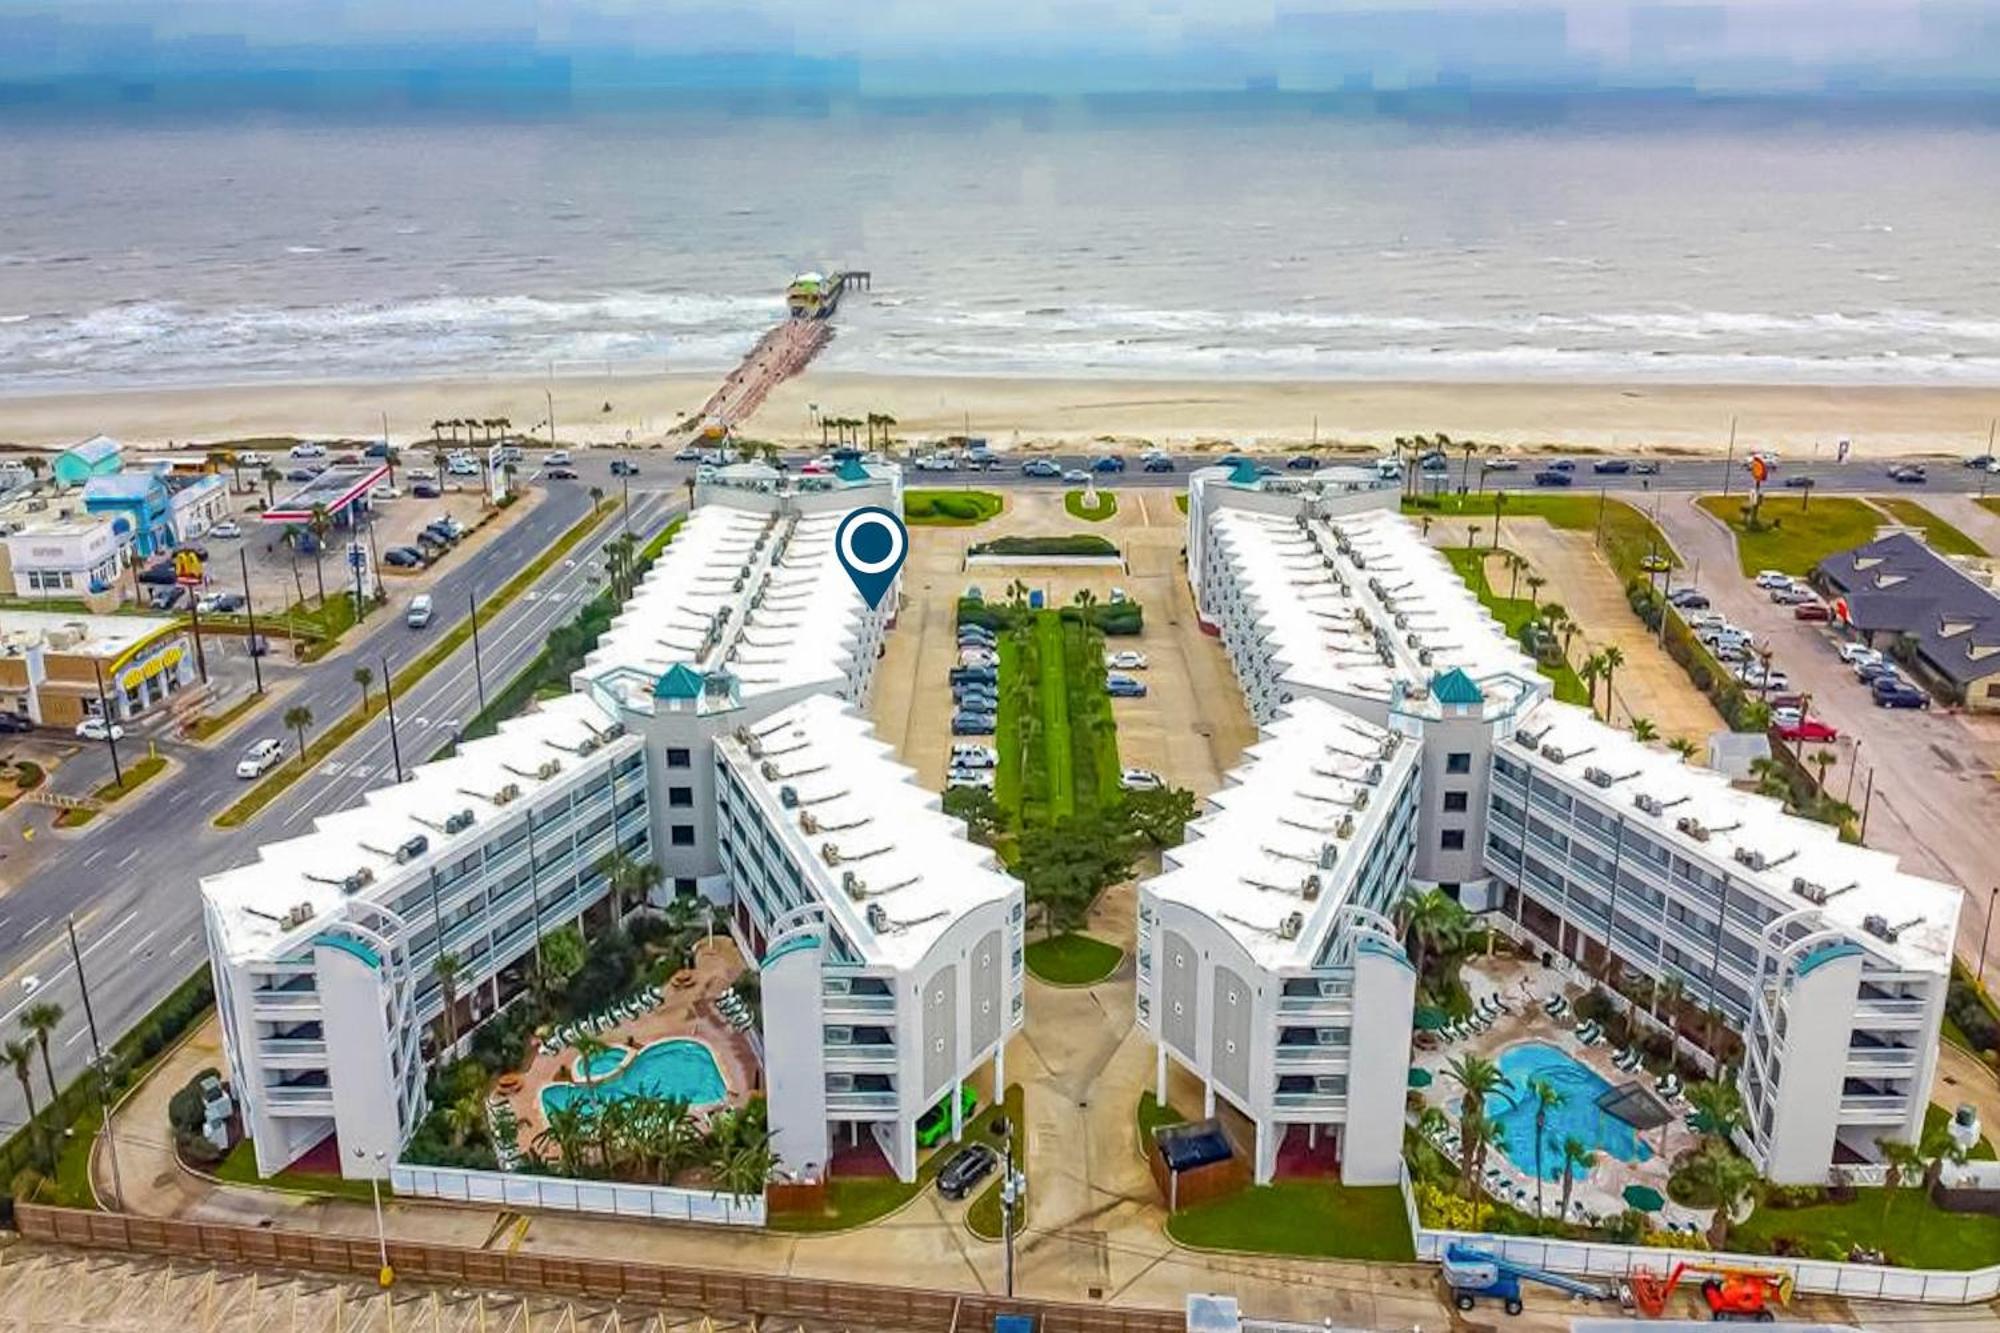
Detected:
left=545, top=388, right=557, bottom=446
left=1859, top=766, right=1875, bottom=840
left=89, top=660, right=123, bottom=787
left=239, top=549, right=263, bottom=694
left=468, top=589, right=487, bottom=714
left=67, top=917, right=123, bottom=1207
left=1979, top=885, right=1997, bottom=986
left=1721, top=416, right=1736, bottom=498
left=999, top=1119, right=1025, bottom=1297
left=381, top=654, right=404, bottom=783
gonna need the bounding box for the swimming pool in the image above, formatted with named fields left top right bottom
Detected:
left=541, top=1039, right=727, bottom=1118
left=1479, top=1042, right=1653, bottom=1180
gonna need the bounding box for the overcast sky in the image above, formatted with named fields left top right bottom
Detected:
left=4, top=1, right=1997, bottom=96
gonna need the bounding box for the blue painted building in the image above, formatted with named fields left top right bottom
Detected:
left=82, top=473, right=172, bottom=557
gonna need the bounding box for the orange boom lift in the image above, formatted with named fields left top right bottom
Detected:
left=1626, top=1262, right=1794, bottom=1322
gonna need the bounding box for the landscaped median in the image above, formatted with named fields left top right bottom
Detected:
left=54, top=753, right=169, bottom=829
left=904, top=489, right=1004, bottom=526
left=214, top=502, right=611, bottom=829
left=1063, top=489, right=1118, bottom=522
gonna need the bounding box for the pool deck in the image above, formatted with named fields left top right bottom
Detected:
left=1413, top=956, right=1715, bottom=1236
left=500, top=935, right=761, bottom=1159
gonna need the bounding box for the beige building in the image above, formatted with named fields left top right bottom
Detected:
left=0, top=611, right=196, bottom=728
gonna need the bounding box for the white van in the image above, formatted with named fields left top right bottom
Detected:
left=406, top=594, right=433, bottom=629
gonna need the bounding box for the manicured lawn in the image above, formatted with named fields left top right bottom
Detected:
left=961, top=1084, right=1028, bottom=1241
left=213, top=1138, right=390, bottom=1203
left=1064, top=489, right=1118, bottom=522
left=1442, top=548, right=1591, bottom=707
left=1167, top=1179, right=1414, bottom=1261
left=1405, top=491, right=1678, bottom=584
left=48, top=1111, right=98, bottom=1208
left=905, top=489, right=1004, bottom=526
left=1876, top=498, right=1987, bottom=557
left=1024, top=932, right=1123, bottom=985
left=1980, top=497, right=2000, bottom=521
left=1733, top=1187, right=2000, bottom=1270
left=1695, top=493, right=1880, bottom=576
left=1174, top=494, right=1189, bottom=515
left=999, top=611, right=1123, bottom=829
left=1033, top=614, right=1077, bottom=819
left=1135, top=1090, right=1187, bottom=1155
left=55, top=754, right=167, bottom=828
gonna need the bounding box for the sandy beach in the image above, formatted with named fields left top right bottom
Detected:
left=4, top=370, right=2000, bottom=459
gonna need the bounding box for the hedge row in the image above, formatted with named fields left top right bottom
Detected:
left=957, top=596, right=1142, bottom=637
left=968, top=534, right=1119, bottom=557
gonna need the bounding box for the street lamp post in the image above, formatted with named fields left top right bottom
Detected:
left=545, top=388, right=557, bottom=446
left=89, top=660, right=123, bottom=787
left=381, top=654, right=405, bottom=783
left=1980, top=885, right=1998, bottom=986
left=239, top=549, right=263, bottom=695
left=999, top=1121, right=1025, bottom=1297
left=67, top=917, right=124, bottom=1208
left=468, top=588, right=487, bottom=714
left=353, top=1146, right=393, bottom=1286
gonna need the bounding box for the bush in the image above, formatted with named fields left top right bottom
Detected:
left=563, top=926, right=638, bottom=1018
left=968, top=534, right=1119, bottom=558
left=1763, top=1184, right=1826, bottom=1210
left=1604, top=1208, right=1649, bottom=1244
left=469, top=1002, right=540, bottom=1075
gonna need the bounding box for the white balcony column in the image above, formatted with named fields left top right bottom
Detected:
left=951, top=1077, right=964, bottom=1143
left=1203, top=1079, right=1215, bottom=1119
left=1155, top=1044, right=1167, bottom=1103
left=993, top=1043, right=1005, bottom=1095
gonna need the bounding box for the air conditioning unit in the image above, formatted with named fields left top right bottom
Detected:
left=1318, top=843, right=1340, bottom=870
left=1393, top=613, right=1410, bottom=630
left=493, top=783, right=521, bottom=806
left=601, top=722, right=626, bottom=742
left=1633, top=793, right=1665, bottom=816
left=1863, top=913, right=1897, bottom=943
left=1301, top=874, right=1322, bottom=901
left=821, top=842, right=842, bottom=866
left=842, top=871, right=867, bottom=900
left=395, top=834, right=429, bottom=864
left=1336, top=814, right=1355, bottom=840
left=865, top=902, right=890, bottom=934
left=1676, top=816, right=1709, bottom=841
left=1792, top=877, right=1829, bottom=904
left=1278, top=912, right=1304, bottom=940
left=1540, top=743, right=1569, bottom=763
left=1733, top=846, right=1768, bottom=872
left=760, top=760, right=780, bottom=781
left=576, top=735, right=601, bottom=755
left=1584, top=766, right=1614, bottom=789
left=1417, top=648, right=1435, bottom=665
left=281, top=902, right=315, bottom=929
left=341, top=869, right=375, bottom=894
left=1365, top=762, right=1384, bottom=785
left=1351, top=789, right=1371, bottom=812
left=779, top=785, right=799, bottom=808
left=444, top=809, right=475, bottom=835
left=798, top=811, right=820, bottom=835
left=536, top=759, right=561, bottom=780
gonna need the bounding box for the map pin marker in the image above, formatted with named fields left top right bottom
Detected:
left=835, top=506, right=909, bottom=610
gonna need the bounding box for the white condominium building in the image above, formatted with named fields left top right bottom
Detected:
left=1178, top=465, right=1962, bottom=1184
left=714, top=695, right=1025, bottom=1182
left=1139, top=698, right=1423, bottom=1184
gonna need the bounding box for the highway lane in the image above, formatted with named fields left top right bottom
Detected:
left=0, top=486, right=677, bottom=1142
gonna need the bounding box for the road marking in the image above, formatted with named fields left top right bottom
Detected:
left=26, top=915, right=48, bottom=939
left=170, top=932, right=198, bottom=956
left=116, top=847, right=142, bottom=870
left=128, top=927, right=159, bottom=956
left=82, top=847, right=108, bottom=869
left=63, top=1025, right=90, bottom=1048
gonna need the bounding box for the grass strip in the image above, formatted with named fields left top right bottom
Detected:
left=1024, top=932, right=1124, bottom=985
left=210, top=1138, right=390, bottom=1203
left=1695, top=493, right=1879, bottom=576
left=1404, top=490, right=1679, bottom=585
left=1063, top=489, right=1118, bottom=522
left=1876, top=498, right=1987, bottom=557
left=1032, top=614, right=1076, bottom=820
left=55, top=754, right=168, bottom=829
left=962, top=1085, right=1030, bottom=1241
left=1167, top=1179, right=1415, bottom=1261
left=1442, top=548, right=1591, bottom=707
left=183, top=691, right=265, bottom=742
left=905, top=490, right=1004, bottom=526
left=1732, top=1186, right=2000, bottom=1270
left=215, top=503, right=609, bottom=828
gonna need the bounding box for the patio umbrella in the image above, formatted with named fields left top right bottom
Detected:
left=1622, top=1184, right=1666, bottom=1213
left=1408, top=1068, right=1433, bottom=1088
left=1414, top=1006, right=1449, bottom=1031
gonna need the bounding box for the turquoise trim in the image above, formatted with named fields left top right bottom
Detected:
left=1356, top=936, right=1415, bottom=973
left=312, top=933, right=382, bottom=970
left=835, top=459, right=870, bottom=483
left=761, top=932, right=822, bottom=968
left=1795, top=941, right=1863, bottom=978
left=1227, top=460, right=1262, bottom=486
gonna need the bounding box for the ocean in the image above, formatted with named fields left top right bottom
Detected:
left=4, top=96, right=2000, bottom=392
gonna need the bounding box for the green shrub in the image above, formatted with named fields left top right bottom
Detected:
left=968, top=534, right=1119, bottom=558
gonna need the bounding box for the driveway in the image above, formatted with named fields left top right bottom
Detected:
left=1654, top=495, right=2000, bottom=965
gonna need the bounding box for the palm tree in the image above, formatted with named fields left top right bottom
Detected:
left=706, top=1101, right=778, bottom=1197
left=1528, top=1076, right=1566, bottom=1220
left=643, top=1096, right=702, bottom=1185
left=1505, top=551, right=1527, bottom=601
left=260, top=466, right=282, bottom=508
left=1491, top=490, right=1509, bottom=550
left=1685, top=1078, right=1746, bottom=1145
left=434, top=951, right=463, bottom=1052
left=1466, top=523, right=1482, bottom=550
left=1651, top=971, right=1685, bottom=1025
left=1598, top=645, right=1626, bottom=720
left=221, top=450, right=244, bottom=492
left=1668, top=736, right=1700, bottom=763
left=352, top=665, right=373, bottom=709
left=1072, top=588, right=1098, bottom=613
left=1875, top=1135, right=1922, bottom=1225
left=305, top=503, right=332, bottom=608
left=596, top=850, right=662, bottom=922
left=876, top=413, right=897, bottom=447
left=1739, top=698, right=1773, bottom=732
left=4, top=1039, right=43, bottom=1161
left=1579, top=652, right=1607, bottom=715
left=22, top=455, right=45, bottom=488
left=1445, top=1053, right=1506, bottom=1207
left=443, top=1090, right=483, bottom=1148
left=282, top=704, right=314, bottom=766
left=535, top=1103, right=590, bottom=1176
left=1749, top=756, right=1790, bottom=803
left=18, top=1003, right=63, bottom=1106
left=1525, top=573, right=1546, bottom=605
left=1916, top=1116, right=1970, bottom=1193
left=1630, top=716, right=1659, bottom=743
left=1686, top=1145, right=1759, bottom=1249
left=1809, top=747, right=1837, bottom=793
left=1558, top=1136, right=1596, bottom=1224
left=1400, top=887, right=1466, bottom=987
left=588, top=485, right=605, bottom=512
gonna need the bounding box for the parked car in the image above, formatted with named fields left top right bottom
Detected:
left=546, top=466, right=579, bottom=480
left=951, top=744, right=999, bottom=769
left=949, top=665, right=997, bottom=687
left=149, top=586, right=186, bottom=611
left=1669, top=592, right=1711, bottom=610
left=1737, top=665, right=1792, bottom=692
left=1286, top=455, right=1319, bottom=471
left=1143, top=455, right=1176, bottom=472
left=1631, top=460, right=1660, bottom=475
left=137, top=560, right=178, bottom=586
left=954, top=691, right=999, bottom=712
left=936, top=1143, right=1000, bottom=1201
left=673, top=445, right=702, bottom=461
left=609, top=459, right=640, bottom=476
left=1106, top=673, right=1147, bottom=698
left=195, top=592, right=242, bottom=614
left=406, top=466, right=437, bottom=481
left=1771, top=585, right=1815, bottom=605
left=1836, top=643, right=1881, bottom=666
left=1856, top=660, right=1902, bottom=684
left=285, top=467, right=318, bottom=482
left=75, top=717, right=125, bottom=742
left=236, top=737, right=285, bottom=779
left=237, top=450, right=270, bottom=467
left=1782, top=474, right=1815, bottom=488
left=209, top=520, right=242, bottom=540
left=546, top=450, right=572, bottom=466
left=1873, top=680, right=1930, bottom=709
left=0, top=713, right=31, bottom=734
left=1533, top=469, right=1573, bottom=487
left=959, top=649, right=998, bottom=669
left=1793, top=602, right=1832, bottom=622
left=1119, top=768, right=1164, bottom=792
left=1105, top=650, right=1149, bottom=670
left=1548, top=459, right=1576, bottom=472
left=369, top=484, right=401, bottom=501
left=1753, top=570, right=1792, bottom=589
left=951, top=712, right=997, bottom=736
left=289, top=442, right=326, bottom=458
left=1592, top=459, right=1632, bottom=474
left=406, top=594, right=434, bottom=629
left=412, top=481, right=441, bottom=498
left=1090, top=455, right=1126, bottom=473
left=1418, top=451, right=1449, bottom=473
left=1777, top=718, right=1840, bottom=742
left=946, top=767, right=996, bottom=790
left=383, top=547, right=423, bottom=568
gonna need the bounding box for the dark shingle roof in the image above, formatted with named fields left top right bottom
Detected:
left=1817, top=532, right=2000, bottom=687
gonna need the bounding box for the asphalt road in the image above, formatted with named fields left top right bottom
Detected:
left=0, top=468, right=678, bottom=1141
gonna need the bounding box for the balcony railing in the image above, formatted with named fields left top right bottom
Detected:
left=1845, top=1047, right=1920, bottom=1070
left=823, top=991, right=897, bottom=1014
left=1838, top=1094, right=1911, bottom=1119
left=824, top=1090, right=900, bottom=1113
left=1272, top=1091, right=1347, bottom=1110
left=257, top=1038, right=328, bottom=1059
left=260, top=1086, right=336, bottom=1114
left=824, top=1045, right=899, bottom=1070
left=250, top=990, right=321, bottom=1014
left=1273, top=1045, right=1350, bottom=1066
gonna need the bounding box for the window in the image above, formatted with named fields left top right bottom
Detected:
left=668, top=786, right=694, bottom=808
left=666, top=747, right=691, bottom=769
left=1443, top=790, right=1469, bottom=813
left=1445, top=752, right=1472, bottom=775
left=673, top=877, right=696, bottom=895
left=670, top=825, right=696, bottom=847
left=1440, top=829, right=1467, bottom=851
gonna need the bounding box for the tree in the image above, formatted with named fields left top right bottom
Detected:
left=1466, top=523, right=1482, bottom=550
left=596, top=850, right=663, bottom=922
left=282, top=704, right=314, bottom=765
left=1668, top=736, right=1700, bottom=763
left=3, top=1039, right=43, bottom=1162
left=1651, top=972, right=1686, bottom=1025
left=1528, top=1076, right=1566, bottom=1221
left=1875, top=1135, right=1922, bottom=1225
left=1123, top=786, right=1198, bottom=848
left=1491, top=490, right=1509, bottom=549
left=219, top=450, right=244, bottom=492
left=305, top=503, right=333, bottom=608
left=706, top=1099, right=778, bottom=1197
left=1685, top=1078, right=1746, bottom=1145
left=1579, top=653, right=1607, bottom=715
left=876, top=413, right=897, bottom=447
left=1505, top=551, right=1527, bottom=602
left=1015, top=810, right=1134, bottom=936
left=1916, top=1115, right=1970, bottom=1193
left=434, top=952, right=464, bottom=1053
left=1400, top=887, right=1467, bottom=988
left=261, top=466, right=282, bottom=508
left=589, top=485, right=605, bottom=512
left=1809, top=747, right=1837, bottom=793
left=942, top=786, right=1003, bottom=846
left=443, top=1090, right=484, bottom=1148
left=1630, top=716, right=1659, bottom=743
left=1524, top=574, right=1546, bottom=606
left=1558, top=1135, right=1596, bottom=1224
left=1749, top=756, right=1790, bottom=803
left=1598, top=645, right=1626, bottom=720
left=1685, top=1144, right=1759, bottom=1249
left=352, top=665, right=373, bottom=709
left=1445, top=1053, right=1506, bottom=1209
left=23, top=455, right=46, bottom=487
left=18, top=1003, right=63, bottom=1106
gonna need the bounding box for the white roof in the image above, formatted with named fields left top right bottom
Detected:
left=0, top=609, right=180, bottom=658
left=1513, top=697, right=1961, bottom=974
left=580, top=501, right=869, bottom=710
left=718, top=695, right=1020, bottom=969
left=203, top=692, right=634, bottom=964
left=1145, top=697, right=1419, bottom=971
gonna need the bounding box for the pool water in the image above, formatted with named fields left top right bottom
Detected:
left=542, top=1039, right=726, bottom=1118
left=1480, top=1041, right=1653, bottom=1180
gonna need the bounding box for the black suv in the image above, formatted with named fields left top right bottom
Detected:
left=936, top=1143, right=1000, bottom=1200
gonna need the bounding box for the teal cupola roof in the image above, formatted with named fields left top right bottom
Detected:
left=1430, top=667, right=1485, bottom=707
left=653, top=663, right=705, bottom=700
left=836, top=458, right=870, bottom=483
left=1227, top=460, right=1262, bottom=486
